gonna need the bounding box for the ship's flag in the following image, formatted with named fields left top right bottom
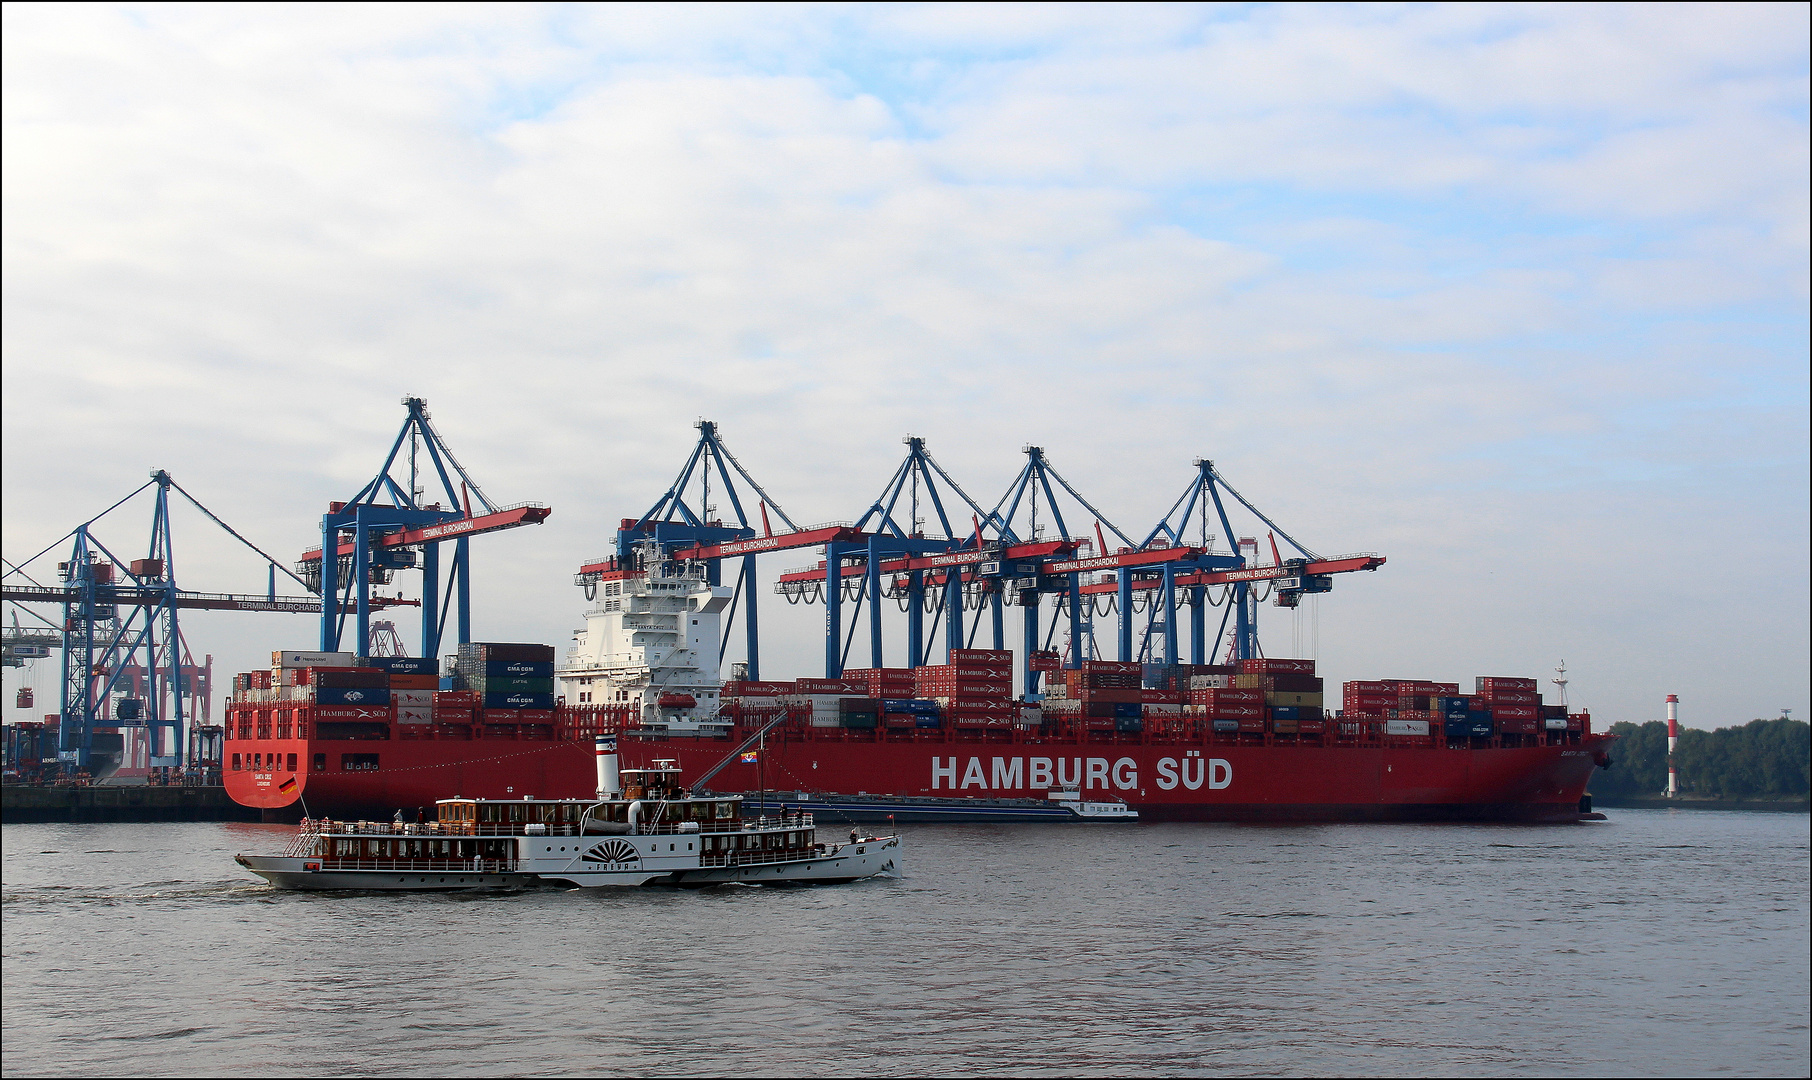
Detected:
left=739, top=751, right=759, bottom=764
left=278, top=776, right=298, bottom=792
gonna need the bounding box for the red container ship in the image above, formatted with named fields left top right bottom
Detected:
left=224, top=554, right=1612, bottom=824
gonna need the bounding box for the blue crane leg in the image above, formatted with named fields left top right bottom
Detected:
left=319, top=515, right=338, bottom=651
left=420, top=542, right=440, bottom=658
left=455, top=537, right=471, bottom=646
left=1117, top=570, right=1133, bottom=662
left=1023, top=594, right=1040, bottom=696
left=907, top=571, right=924, bottom=668
left=1066, top=572, right=1082, bottom=669
left=1189, top=584, right=1206, bottom=665
left=743, top=555, right=760, bottom=680
left=354, top=507, right=370, bottom=659
left=824, top=541, right=843, bottom=678
left=867, top=536, right=883, bottom=669
left=944, top=569, right=963, bottom=662
left=1162, top=563, right=1178, bottom=666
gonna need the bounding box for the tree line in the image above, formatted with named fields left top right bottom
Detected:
left=1588, top=717, right=1809, bottom=801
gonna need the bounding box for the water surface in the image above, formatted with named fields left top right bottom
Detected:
left=3, top=809, right=1806, bottom=1076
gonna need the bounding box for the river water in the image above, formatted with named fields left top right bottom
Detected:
left=2, top=809, right=1806, bottom=1077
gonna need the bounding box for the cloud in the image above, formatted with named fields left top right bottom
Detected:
left=1, top=3, right=1805, bottom=726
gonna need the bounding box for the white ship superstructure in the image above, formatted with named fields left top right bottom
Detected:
left=558, top=542, right=731, bottom=736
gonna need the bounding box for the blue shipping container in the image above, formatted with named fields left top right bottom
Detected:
left=882, top=699, right=940, bottom=714
left=1212, top=719, right=1240, bottom=733
left=1439, top=696, right=1470, bottom=714
left=317, top=686, right=391, bottom=706
left=481, top=691, right=555, bottom=710
left=439, top=675, right=464, bottom=691
left=1445, top=718, right=1493, bottom=738
left=915, top=715, right=943, bottom=729
left=476, top=660, right=554, bottom=678
left=1272, top=706, right=1300, bottom=720
left=1112, top=701, right=1141, bottom=718
left=1115, top=717, right=1143, bottom=733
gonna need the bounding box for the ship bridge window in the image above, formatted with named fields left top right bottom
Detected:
left=312, top=753, right=326, bottom=772
left=716, top=801, right=734, bottom=819
left=231, top=753, right=241, bottom=771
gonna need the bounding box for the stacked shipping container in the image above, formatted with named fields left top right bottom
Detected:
left=1339, top=674, right=1586, bottom=741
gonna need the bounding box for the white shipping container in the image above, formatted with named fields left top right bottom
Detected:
left=1544, top=718, right=1569, bottom=730
left=273, top=650, right=355, bottom=669
left=1386, top=719, right=1430, bottom=736
left=1189, top=675, right=1230, bottom=689
left=393, top=689, right=434, bottom=708
left=396, top=707, right=433, bottom=725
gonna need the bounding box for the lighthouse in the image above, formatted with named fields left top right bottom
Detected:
left=1666, top=694, right=1679, bottom=798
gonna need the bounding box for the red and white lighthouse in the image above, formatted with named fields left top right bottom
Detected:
left=1665, top=694, right=1679, bottom=797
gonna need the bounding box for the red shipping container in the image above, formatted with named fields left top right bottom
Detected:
left=795, top=678, right=865, bottom=695
left=1476, top=677, right=1538, bottom=692
left=1344, top=680, right=1393, bottom=694
left=1490, top=704, right=1538, bottom=720
left=313, top=705, right=393, bottom=720
left=1193, top=688, right=1262, bottom=704
left=1383, top=680, right=1443, bottom=693
left=1240, top=658, right=1316, bottom=674
left=1479, top=689, right=1538, bottom=705
left=723, top=681, right=791, bottom=697
left=1296, top=720, right=1327, bottom=733
left=1500, top=718, right=1539, bottom=734
left=1080, top=660, right=1141, bottom=674
left=1213, top=704, right=1263, bottom=720
left=949, top=648, right=1012, bottom=663
left=1237, top=717, right=1267, bottom=732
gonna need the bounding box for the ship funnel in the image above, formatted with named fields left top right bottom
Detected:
left=595, top=734, right=620, bottom=799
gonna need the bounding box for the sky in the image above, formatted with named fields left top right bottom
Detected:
left=3, top=2, right=1807, bottom=731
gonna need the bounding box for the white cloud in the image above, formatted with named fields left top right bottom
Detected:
left=2, top=3, right=1805, bottom=727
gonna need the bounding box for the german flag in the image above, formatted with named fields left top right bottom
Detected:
left=278, top=776, right=298, bottom=792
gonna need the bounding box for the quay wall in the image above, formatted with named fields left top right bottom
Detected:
left=1, top=785, right=261, bottom=823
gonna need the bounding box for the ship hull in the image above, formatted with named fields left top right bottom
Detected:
left=225, top=731, right=1608, bottom=825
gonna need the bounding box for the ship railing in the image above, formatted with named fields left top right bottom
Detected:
left=632, top=813, right=811, bottom=835
left=283, top=828, right=323, bottom=857
left=698, top=847, right=820, bottom=869
left=305, top=819, right=589, bottom=838
left=317, top=858, right=519, bottom=874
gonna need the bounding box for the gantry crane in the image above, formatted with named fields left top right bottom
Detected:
left=297, top=397, right=550, bottom=657
left=1, top=469, right=408, bottom=769
left=599, top=425, right=1386, bottom=696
